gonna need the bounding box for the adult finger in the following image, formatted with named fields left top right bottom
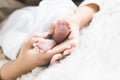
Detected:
left=50, top=53, right=63, bottom=64
left=48, top=22, right=56, bottom=35
left=47, top=44, right=71, bottom=57
left=41, top=32, right=50, bottom=38
left=22, top=33, right=41, bottom=50
left=63, top=48, right=73, bottom=56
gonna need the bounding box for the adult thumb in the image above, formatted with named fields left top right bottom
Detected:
left=22, top=33, right=41, bottom=50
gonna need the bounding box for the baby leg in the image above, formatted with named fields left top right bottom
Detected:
left=52, top=20, right=71, bottom=44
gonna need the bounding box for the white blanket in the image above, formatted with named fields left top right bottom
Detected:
left=17, top=0, right=120, bottom=80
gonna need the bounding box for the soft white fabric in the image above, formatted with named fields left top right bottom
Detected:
left=17, top=0, right=120, bottom=80
left=0, top=0, right=77, bottom=60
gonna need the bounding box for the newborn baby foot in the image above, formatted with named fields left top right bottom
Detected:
left=52, top=20, right=71, bottom=44
left=32, top=38, right=56, bottom=52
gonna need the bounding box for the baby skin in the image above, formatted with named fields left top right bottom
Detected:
left=32, top=20, right=71, bottom=63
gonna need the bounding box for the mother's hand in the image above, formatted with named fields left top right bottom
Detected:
left=17, top=33, right=72, bottom=67
left=49, top=18, right=80, bottom=63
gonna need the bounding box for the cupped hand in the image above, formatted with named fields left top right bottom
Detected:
left=49, top=17, right=80, bottom=63
left=17, top=33, right=71, bottom=69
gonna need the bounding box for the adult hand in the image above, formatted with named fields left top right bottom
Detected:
left=0, top=33, right=71, bottom=80
left=17, top=33, right=71, bottom=68
left=49, top=17, right=80, bottom=63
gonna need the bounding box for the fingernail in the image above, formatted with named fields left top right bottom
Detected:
left=63, top=52, right=70, bottom=56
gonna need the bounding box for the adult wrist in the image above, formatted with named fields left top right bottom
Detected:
left=15, top=57, right=35, bottom=72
